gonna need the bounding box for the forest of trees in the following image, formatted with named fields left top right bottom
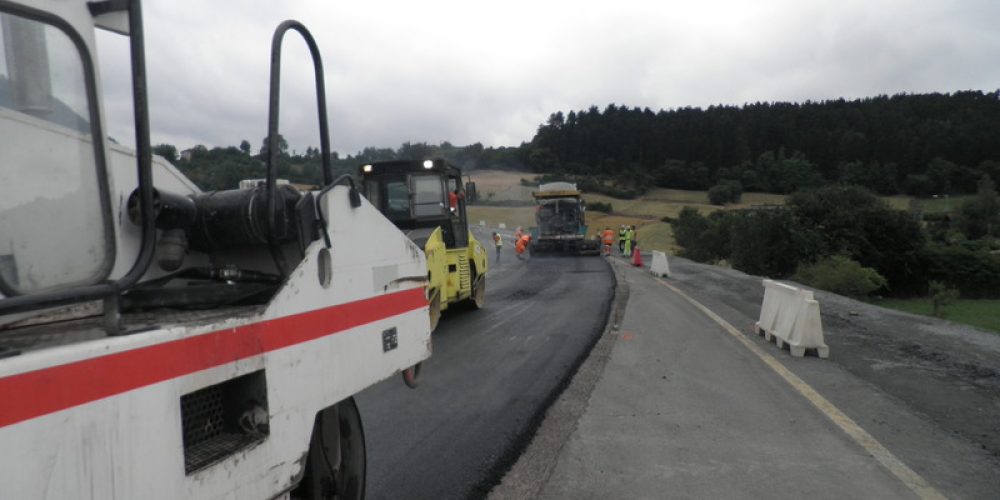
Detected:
left=154, top=138, right=524, bottom=192
left=158, top=91, right=1000, bottom=198
left=526, top=91, right=1000, bottom=198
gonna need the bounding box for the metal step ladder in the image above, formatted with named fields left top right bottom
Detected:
left=458, top=254, right=471, bottom=292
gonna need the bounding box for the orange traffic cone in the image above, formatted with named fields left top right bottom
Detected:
left=632, top=246, right=643, bottom=267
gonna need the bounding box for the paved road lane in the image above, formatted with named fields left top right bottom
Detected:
left=357, top=236, right=613, bottom=500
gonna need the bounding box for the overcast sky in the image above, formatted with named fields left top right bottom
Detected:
left=95, top=0, right=1000, bottom=157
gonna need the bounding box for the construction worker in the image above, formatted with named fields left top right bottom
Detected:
left=617, top=225, right=626, bottom=253
left=492, top=231, right=503, bottom=262
left=601, top=227, right=615, bottom=256
left=514, top=226, right=524, bottom=241
left=623, top=225, right=634, bottom=257
left=448, top=188, right=464, bottom=214
left=515, top=233, right=531, bottom=260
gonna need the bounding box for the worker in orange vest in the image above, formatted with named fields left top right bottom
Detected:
left=601, top=227, right=615, bottom=256
left=515, top=233, right=531, bottom=260
left=448, top=188, right=464, bottom=214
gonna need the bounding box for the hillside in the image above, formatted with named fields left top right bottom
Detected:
left=467, top=170, right=979, bottom=255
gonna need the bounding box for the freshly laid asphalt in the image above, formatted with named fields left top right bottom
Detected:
left=357, top=228, right=614, bottom=499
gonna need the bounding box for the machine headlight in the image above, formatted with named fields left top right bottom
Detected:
left=422, top=160, right=434, bottom=169
left=362, top=164, right=373, bottom=173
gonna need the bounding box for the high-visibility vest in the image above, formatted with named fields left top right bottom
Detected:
left=493, top=234, right=502, bottom=246
left=515, top=235, right=529, bottom=253
left=602, top=230, right=614, bottom=245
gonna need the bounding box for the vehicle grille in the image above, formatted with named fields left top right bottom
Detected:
left=180, top=371, right=269, bottom=473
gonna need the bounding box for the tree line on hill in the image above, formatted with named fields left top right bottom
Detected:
left=152, top=138, right=524, bottom=192
left=156, top=90, right=1000, bottom=202
left=520, top=90, right=1000, bottom=301
left=526, top=91, right=1000, bottom=201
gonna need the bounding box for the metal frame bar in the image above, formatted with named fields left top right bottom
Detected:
left=0, top=0, right=155, bottom=316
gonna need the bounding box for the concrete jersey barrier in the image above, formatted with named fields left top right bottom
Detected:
left=755, top=279, right=829, bottom=358
left=650, top=251, right=670, bottom=277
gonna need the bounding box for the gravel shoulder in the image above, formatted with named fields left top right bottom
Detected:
left=663, top=256, right=1000, bottom=498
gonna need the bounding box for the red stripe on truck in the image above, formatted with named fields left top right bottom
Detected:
left=0, top=287, right=427, bottom=428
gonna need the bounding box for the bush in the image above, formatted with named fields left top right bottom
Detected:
left=588, top=201, right=613, bottom=213
left=577, top=178, right=642, bottom=199
left=671, top=207, right=733, bottom=263
left=793, top=255, right=888, bottom=298
left=672, top=205, right=822, bottom=277
left=728, top=208, right=821, bottom=278
left=903, top=174, right=934, bottom=197
left=922, top=243, right=1000, bottom=298
left=928, top=281, right=960, bottom=318
left=707, top=180, right=743, bottom=205
left=788, top=185, right=926, bottom=295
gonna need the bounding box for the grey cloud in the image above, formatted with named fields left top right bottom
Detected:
left=94, top=0, right=1000, bottom=156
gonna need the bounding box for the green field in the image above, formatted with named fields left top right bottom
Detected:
left=874, top=298, right=1000, bottom=333
left=466, top=206, right=535, bottom=230
left=467, top=170, right=977, bottom=255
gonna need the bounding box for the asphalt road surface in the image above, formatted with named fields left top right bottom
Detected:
left=357, top=233, right=614, bottom=500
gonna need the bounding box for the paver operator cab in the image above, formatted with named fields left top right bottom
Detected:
left=0, top=1, right=430, bottom=499
left=359, top=159, right=488, bottom=330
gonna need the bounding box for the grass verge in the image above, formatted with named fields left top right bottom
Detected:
left=874, top=298, right=1000, bottom=333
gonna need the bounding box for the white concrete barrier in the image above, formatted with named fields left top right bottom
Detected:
left=650, top=251, right=670, bottom=277
left=755, top=279, right=829, bottom=358
left=498, top=223, right=507, bottom=229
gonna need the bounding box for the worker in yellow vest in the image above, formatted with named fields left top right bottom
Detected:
left=492, top=231, right=503, bottom=262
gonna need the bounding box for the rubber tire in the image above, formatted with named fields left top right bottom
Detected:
left=469, top=274, right=486, bottom=309
left=291, top=397, right=366, bottom=500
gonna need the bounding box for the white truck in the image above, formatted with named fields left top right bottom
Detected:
left=0, top=1, right=430, bottom=499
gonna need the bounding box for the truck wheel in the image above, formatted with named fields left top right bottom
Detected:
left=468, top=274, right=486, bottom=309
left=292, top=398, right=366, bottom=500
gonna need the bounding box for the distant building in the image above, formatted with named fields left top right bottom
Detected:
left=239, top=178, right=290, bottom=190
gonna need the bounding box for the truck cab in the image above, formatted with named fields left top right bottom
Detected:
left=359, top=159, right=488, bottom=329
